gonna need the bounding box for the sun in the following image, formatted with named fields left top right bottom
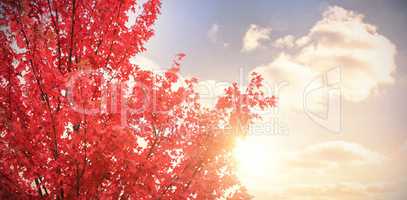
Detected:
left=233, top=137, right=268, bottom=178
left=233, top=135, right=284, bottom=189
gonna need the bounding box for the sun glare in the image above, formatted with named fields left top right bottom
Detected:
left=234, top=137, right=268, bottom=178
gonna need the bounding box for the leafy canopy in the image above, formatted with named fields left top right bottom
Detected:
left=0, top=0, right=276, bottom=199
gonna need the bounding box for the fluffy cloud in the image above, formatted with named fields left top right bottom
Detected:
left=241, top=24, right=272, bottom=52
left=286, top=141, right=385, bottom=170
left=263, top=182, right=395, bottom=200
left=297, top=6, right=397, bottom=101
left=273, top=35, right=296, bottom=49
left=253, top=53, right=317, bottom=111
left=130, top=55, right=161, bottom=71
left=253, top=137, right=407, bottom=200
left=254, top=6, right=397, bottom=105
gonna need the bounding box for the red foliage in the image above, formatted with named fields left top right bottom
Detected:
left=0, top=0, right=275, bottom=199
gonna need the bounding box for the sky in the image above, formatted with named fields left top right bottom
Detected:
left=133, top=1, right=407, bottom=199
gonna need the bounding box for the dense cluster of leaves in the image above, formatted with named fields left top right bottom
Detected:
left=0, top=0, right=276, bottom=199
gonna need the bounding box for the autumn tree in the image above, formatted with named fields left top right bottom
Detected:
left=0, top=0, right=276, bottom=199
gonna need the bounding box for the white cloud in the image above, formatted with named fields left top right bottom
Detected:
left=241, top=24, right=272, bottom=52
left=208, top=24, right=220, bottom=43
left=130, top=55, right=161, bottom=71
left=266, top=182, right=394, bottom=200
left=253, top=53, right=318, bottom=111
left=286, top=141, right=386, bottom=170
left=252, top=137, right=406, bottom=200
left=253, top=6, right=397, bottom=105
left=295, top=36, right=310, bottom=47
left=296, top=6, right=397, bottom=101
left=273, top=35, right=296, bottom=48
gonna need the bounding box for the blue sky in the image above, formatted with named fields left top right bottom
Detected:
left=142, top=0, right=407, bottom=80
left=134, top=1, right=407, bottom=199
